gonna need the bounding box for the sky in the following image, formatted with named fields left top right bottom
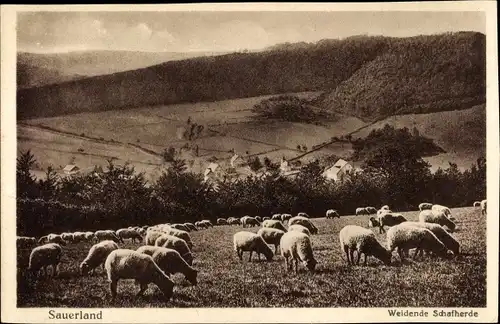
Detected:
left=17, top=11, right=485, bottom=53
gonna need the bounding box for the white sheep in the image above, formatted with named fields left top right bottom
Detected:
left=200, top=220, right=213, bottom=228
left=271, top=214, right=282, bottom=221
left=152, top=247, right=198, bottom=285
left=481, top=199, right=487, bottom=215
left=263, top=217, right=271, bottom=221
left=386, top=223, right=449, bottom=261
left=94, top=230, right=122, bottom=243
left=80, top=240, right=119, bottom=275
left=257, top=227, right=286, bottom=255
left=47, top=233, right=67, bottom=246
left=367, top=217, right=380, bottom=228
left=262, top=219, right=287, bottom=232
left=281, top=213, right=293, bottom=223
left=104, top=249, right=174, bottom=301
left=280, top=231, right=317, bottom=273
left=419, top=210, right=456, bottom=232
left=339, top=225, right=391, bottom=266
left=403, top=222, right=460, bottom=255
left=167, top=228, right=193, bottom=249
left=297, top=212, right=310, bottom=218
left=288, top=216, right=318, bottom=234
left=145, top=230, right=165, bottom=246
left=195, top=221, right=206, bottom=229
left=217, top=218, right=228, bottom=225
left=326, top=209, right=340, bottom=219
left=61, top=233, right=74, bottom=243
left=377, top=212, right=408, bottom=234
left=432, top=204, right=454, bottom=220
left=233, top=231, right=274, bottom=262
left=241, top=216, right=260, bottom=228
left=355, top=207, right=369, bottom=216
left=84, top=232, right=95, bottom=242
left=255, top=216, right=262, bottom=222
left=155, top=234, right=193, bottom=265
left=116, top=228, right=143, bottom=243
left=72, top=232, right=87, bottom=243
left=38, top=235, right=48, bottom=244
left=136, top=245, right=164, bottom=256
left=172, top=223, right=191, bottom=232
left=365, top=207, right=377, bottom=214
left=473, top=201, right=481, bottom=207
left=184, top=223, right=198, bottom=231
left=381, top=205, right=390, bottom=210
left=17, top=236, right=37, bottom=249
left=377, top=208, right=392, bottom=217
left=419, top=203, right=433, bottom=211
left=287, top=224, right=311, bottom=236
left=28, top=243, right=63, bottom=278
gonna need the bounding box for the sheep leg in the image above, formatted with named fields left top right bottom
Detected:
left=294, top=258, right=299, bottom=274
left=397, top=248, right=405, bottom=262
left=283, top=255, right=289, bottom=272
left=355, top=251, right=361, bottom=265
left=52, top=263, right=58, bottom=277
left=349, top=250, right=355, bottom=266
left=343, top=246, right=350, bottom=265
left=275, top=245, right=278, bottom=255
left=248, top=251, right=253, bottom=262
left=237, top=248, right=243, bottom=261
left=363, top=253, right=368, bottom=266
left=136, top=282, right=148, bottom=298
left=109, top=280, right=118, bottom=300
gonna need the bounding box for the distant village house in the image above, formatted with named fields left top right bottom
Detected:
left=322, top=159, right=353, bottom=182
left=63, top=164, right=80, bottom=175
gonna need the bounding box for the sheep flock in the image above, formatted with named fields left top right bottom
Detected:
left=17, top=201, right=486, bottom=306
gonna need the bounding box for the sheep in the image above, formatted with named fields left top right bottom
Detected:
left=262, top=219, right=287, bottom=232
left=287, top=224, right=311, bottom=236
left=156, top=235, right=193, bottom=266
left=381, top=205, right=390, bottom=210
left=227, top=217, right=240, bottom=226
left=326, top=209, right=340, bottom=219
left=28, top=243, right=63, bottom=278
left=38, top=235, right=48, bottom=244
left=473, top=201, right=481, bottom=207
left=194, top=221, right=205, bottom=229
left=365, top=207, right=377, bottom=214
left=17, top=236, right=37, bottom=249
left=418, top=203, right=432, bottom=211
left=61, top=233, right=74, bottom=243
left=419, top=210, right=456, bottom=232
left=184, top=223, right=198, bottom=231
left=280, top=231, right=317, bottom=273
left=152, top=248, right=198, bottom=285
left=200, top=220, right=213, bottom=228
left=116, top=228, right=143, bottom=243
left=217, top=218, right=228, bottom=226
left=84, top=232, right=95, bottom=242
left=145, top=230, right=165, bottom=246
left=271, top=214, right=282, bottom=221
left=257, top=227, right=286, bottom=255
left=263, top=217, right=270, bottom=221
left=377, top=208, right=392, bottom=217
left=403, top=222, right=460, bottom=255
left=95, top=230, right=122, bottom=243
left=339, top=225, right=391, bottom=266
left=255, top=216, right=262, bottom=222
left=167, top=229, right=193, bottom=249
left=288, top=216, right=318, bottom=235
left=356, top=207, right=369, bottom=216
left=241, top=216, right=260, bottom=228
left=432, top=204, right=453, bottom=220
left=105, top=249, right=174, bottom=301
left=233, top=231, right=274, bottom=262
left=377, top=212, right=408, bottom=234
left=368, top=217, right=380, bottom=228
left=136, top=245, right=164, bottom=257
left=281, top=213, right=293, bottom=223
left=386, top=223, right=449, bottom=261
left=72, top=232, right=87, bottom=243
left=171, top=224, right=190, bottom=232
left=80, top=240, right=119, bottom=275
left=46, top=234, right=67, bottom=246
left=297, top=212, right=309, bottom=218
left=481, top=199, right=487, bottom=215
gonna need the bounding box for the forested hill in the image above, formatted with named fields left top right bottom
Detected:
left=17, top=32, right=485, bottom=120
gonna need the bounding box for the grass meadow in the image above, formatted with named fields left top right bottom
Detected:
left=17, top=207, right=486, bottom=308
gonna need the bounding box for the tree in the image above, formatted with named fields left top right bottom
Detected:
left=248, top=157, right=263, bottom=172
left=39, top=166, right=59, bottom=199
left=162, top=146, right=176, bottom=162
left=17, top=150, right=39, bottom=199
left=169, top=158, right=187, bottom=175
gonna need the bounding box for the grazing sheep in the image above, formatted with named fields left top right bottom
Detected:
left=432, top=204, right=453, bottom=219
left=171, top=224, right=190, bottom=232
left=281, top=213, right=293, bottom=223
left=241, top=216, right=260, bottom=228
left=262, top=219, right=287, bottom=232
left=46, top=234, right=67, bottom=246
left=257, top=227, right=286, bottom=255
left=84, top=232, right=95, bottom=241
left=217, top=218, right=228, bottom=226
left=145, top=230, right=166, bottom=246
left=419, top=203, right=433, bottom=211
left=38, top=235, right=48, bottom=244
left=288, top=216, right=318, bottom=234
left=297, top=212, right=309, bottom=218
left=377, top=208, right=392, bottom=217
left=339, top=225, right=391, bottom=266
left=72, top=232, right=87, bottom=243
left=263, top=217, right=270, bottom=221
left=17, top=236, right=37, bottom=249
left=356, top=207, right=369, bottom=216
left=80, top=240, right=119, bottom=275
left=473, top=201, right=481, bottom=207
left=136, top=245, right=164, bottom=257
left=152, top=248, right=198, bottom=285
left=403, top=222, right=460, bottom=255
left=255, top=216, right=262, bottom=222
left=104, top=249, right=174, bottom=301
left=287, top=224, right=311, bottom=236
left=419, top=210, right=456, bottom=232
left=156, top=235, right=193, bottom=266
left=227, top=217, right=240, bottom=226
left=233, top=231, right=274, bottom=262
left=271, top=214, right=282, bottom=221
left=365, top=207, right=377, bottom=214
left=481, top=199, right=487, bottom=215
left=167, top=229, right=193, bottom=249
left=116, top=228, right=143, bottom=243
left=387, top=223, right=449, bottom=261
left=61, top=233, right=74, bottom=243
left=326, top=209, right=340, bottom=219
left=184, top=223, right=198, bottom=231
left=95, top=230, right=122, bottom=243
left=28, top=243, right=63, bottom=278
left=280, top=231, right=317, bottom=273
left=377, top=213, right=408, bottom=234
left=368, top=217, right=380, bottom=228
left=381, top=205, right=390, bottom=210
left=200, top=220, right=213, bottom=228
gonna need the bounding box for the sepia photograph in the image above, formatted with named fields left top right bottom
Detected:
left=1, top=2, right=498, bottom=323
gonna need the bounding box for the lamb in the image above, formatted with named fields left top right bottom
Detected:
left=419, top=210, right=456, bottom=232
left=377, top=213, right=408, bottom=234
left=281, top=213, right=293, bottom=223
left=262, top=219, right=287, bottom=232
left=386, top=223, right=449, bottom=261
left=95, top=230, right=122, bottom=243
left=403, top=222, right=460, bottom=255
left=47, top=234, right=67, bottom=246
left=241, top=216, right=260, bottom=228
left=287, top=224, right=311, bottom=236
left=368, top=217, right=380, bottom=228
left=217, top=218, right=228, bottom=226
left=104, top=249, right=174, bottom=301
left=419, top=202, right=433, bottom=211
left=339, top=225, right=391, bottom=266
left=28, top=243, right=63, bottom=278
left=167, top=229, right=193, bottom=249
left=280, top=231, right=317, bottom=273
left=116, top=228, right=143, bottom=243
left=233, top=231, right=274, bottom=262
left=154, top=234, right=193, bottom=265
left=17, top=236, right=37, bottom=249
left=432, top=204, right=454, bottom=220
left=481, top=199, right=487, bottom=215
left=288, top=216, right=318, bottom=234
left=297, top=212, right=309, bottom=218
left=145, top=230, right=165, bottom=246
left=271, top=214, right=282, bottom=221
left=473, top=201, right=481, bottom=207
left=356, top=207, right=369, bottom=216
left=80, top=240, right=119, bottom=275
left=365, top=207, right=377, bottom=214
left=257, top=227, right=286, bottom=254
left=326, top=209, right=340, bottom=219
left=151, top=248, right=198, bottom=285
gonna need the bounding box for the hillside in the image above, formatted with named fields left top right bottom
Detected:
left=17, top=50, right=226, bottom=89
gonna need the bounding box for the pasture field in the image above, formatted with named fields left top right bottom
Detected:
left=17, top=207, right=486, bottom=308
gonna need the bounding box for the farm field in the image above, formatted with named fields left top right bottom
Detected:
left=17, top=207, right=486, bottom=308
